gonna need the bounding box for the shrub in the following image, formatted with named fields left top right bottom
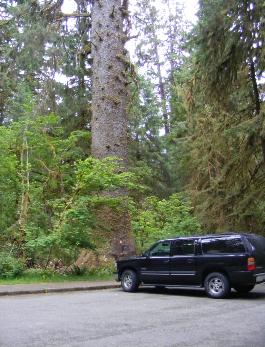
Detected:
left=69, top=265, right=88, bottom=276
left=0, top=253, right=25, bottom=278
left=132, top=194, right=202, bottom=252
left=24, top=267, right=57, bottom=277
left=87, top=264, right=115, bottom=277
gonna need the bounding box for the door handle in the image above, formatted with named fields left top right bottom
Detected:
left=163, top=259, right=170, bottom=263
left=187, top=259, right=194, bottom=264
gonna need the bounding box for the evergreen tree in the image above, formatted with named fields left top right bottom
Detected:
left=91, top=0, right=135, bottom=258
left=187, top=0, right=265, bottom=233
left=0, top=0, right=92, bottom=132
left=131, top=0, right=190, bottom=195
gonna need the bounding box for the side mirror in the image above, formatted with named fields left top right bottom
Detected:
left=142, top=251, right=150, bottom=257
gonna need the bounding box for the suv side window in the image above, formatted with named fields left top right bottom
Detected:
left=201, top=236, right=245, bottom=254
left=172, top=239, right=195, bottom=256
left=149, top=241, right=171, bottom=257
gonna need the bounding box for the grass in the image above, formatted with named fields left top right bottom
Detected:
left=0, top=270, right=113, bottom=285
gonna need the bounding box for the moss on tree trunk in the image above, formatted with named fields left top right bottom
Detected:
left=91, top=0, right=135, bottom=259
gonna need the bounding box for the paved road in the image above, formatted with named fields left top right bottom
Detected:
left=0, top=285, right=265, bottom=347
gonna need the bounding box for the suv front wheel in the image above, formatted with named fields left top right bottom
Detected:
left=121, top=269, right=139, bottom=292
left=204, top=272, right=231, bottom=299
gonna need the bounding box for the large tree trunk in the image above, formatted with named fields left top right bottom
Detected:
left=91, top=0, right=135, bottom=259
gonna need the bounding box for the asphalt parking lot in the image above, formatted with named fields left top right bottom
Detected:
left=0, top=285, right=265, bottom=347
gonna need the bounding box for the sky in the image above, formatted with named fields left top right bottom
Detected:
left=180, top=0, right=199, bottom=23
left=62, top=0, right=199, bottom=23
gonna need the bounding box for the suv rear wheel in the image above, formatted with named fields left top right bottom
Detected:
left=233, top=284, right=255, bottom=293
left=204, top=272, right=231, bottom=299
left=121, top=269, right=139, bottom=292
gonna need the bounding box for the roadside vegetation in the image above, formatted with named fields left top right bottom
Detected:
left=0, top=268, right=113, bottom=285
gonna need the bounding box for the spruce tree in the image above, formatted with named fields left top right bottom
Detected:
left=91, top=0, right=135, bottom=258
left=187, top=0, right=265, bottom=232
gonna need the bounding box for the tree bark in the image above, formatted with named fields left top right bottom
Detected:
left=91, top=0, right=135, bottom=259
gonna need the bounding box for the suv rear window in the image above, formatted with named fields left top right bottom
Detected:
left=246, top=235, right=265, bottom=253
left=201, top=236, right=245, bottom=254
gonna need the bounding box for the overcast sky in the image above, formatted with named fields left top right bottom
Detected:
left=62, top=0, right=199, bottom=23
left=181, top=0, right=199, bottom=23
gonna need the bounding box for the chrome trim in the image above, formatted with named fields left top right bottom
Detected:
left=141, top=272, right=169, bottom=276
left=171, top=273, right=196, bottom=276
left=171, top=271, right=196, bottom=275
left=141, top=270, right=196, bottom=276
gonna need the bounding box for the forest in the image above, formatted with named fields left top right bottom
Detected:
left=0, top=0, right=264, bottom=278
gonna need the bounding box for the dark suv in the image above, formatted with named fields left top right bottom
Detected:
left=116, top=233, right=265, bottom=298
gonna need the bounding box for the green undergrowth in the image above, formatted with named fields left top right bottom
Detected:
left=0, top=268, right=113, bottom=285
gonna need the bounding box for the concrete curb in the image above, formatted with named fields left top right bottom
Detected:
left=0, top=283, right=120, bottom=296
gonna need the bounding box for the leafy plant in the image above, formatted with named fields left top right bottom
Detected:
left=0, top=252, right=25, bottom=278
left=132, top=194, right=201, bottom=252
left=52, top=157, right=144, bottom=260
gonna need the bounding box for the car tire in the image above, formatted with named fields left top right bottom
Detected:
left=233, top=284, right=255, bottom=293
left=121, top=269, right=139, bottom=292
left=204, top=272, right=231, bottom=299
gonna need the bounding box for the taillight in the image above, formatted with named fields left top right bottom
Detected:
left=247, top=257, right=256, bottom=271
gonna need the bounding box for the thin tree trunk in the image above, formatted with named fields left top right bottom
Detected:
left=18, top=128, right=30, bottom=257
left=91, top=0, right=135, bottom=259
left=76, top=0, right=91, bottom=125
left=249, top=58, right=265, bottom=163
left=249, top=59, right=260, bottom=115
left=154, top=42, right=170, bottom=135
